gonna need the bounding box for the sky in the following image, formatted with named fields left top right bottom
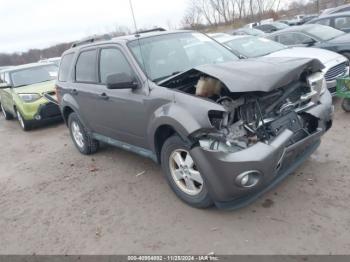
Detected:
left=0, top=0, right=188, bottom=53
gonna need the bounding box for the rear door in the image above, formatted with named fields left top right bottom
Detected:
left=68, top=48, right=102, bottom=131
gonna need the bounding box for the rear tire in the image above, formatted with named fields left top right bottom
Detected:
left=160, top=135, right=213, bottom=208
left=68, top=112, right=99, bottom=155
left=342, top=98, right=350, bottom=112
left=1, top=103, right=13, bottom=120
left=16, top=110, right=31, bottom=131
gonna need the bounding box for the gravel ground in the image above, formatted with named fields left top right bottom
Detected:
left=0, top=99, right=349, bottom=255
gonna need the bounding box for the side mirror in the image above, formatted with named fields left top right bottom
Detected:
left=0, top=83, right=11, bottom=89
left=106, top=73, right=138, bottom=90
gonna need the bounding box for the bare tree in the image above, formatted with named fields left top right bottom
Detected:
left=181, top=0, right=203, bottom=28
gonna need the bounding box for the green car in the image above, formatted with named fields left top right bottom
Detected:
left=0, top=63, right=62, bottom=130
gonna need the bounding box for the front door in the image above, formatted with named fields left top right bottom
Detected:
left=82, top=46, right=149, bottom=148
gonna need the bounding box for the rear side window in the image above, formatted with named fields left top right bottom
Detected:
left=58, top=53, right=74, bottom=82
left=335, top=17, right=350, bottom=31
left=75, top=50, right=97, bottom=83
left=99, top=48, right=133, bottom=84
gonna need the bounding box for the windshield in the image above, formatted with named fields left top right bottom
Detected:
left=224, top=37, right=287, bottom=58
left=11, top=65, right=58, bottom=87
left=306, top=25, right=344, bottom=41
left=128, top=32, right=238, bottom=82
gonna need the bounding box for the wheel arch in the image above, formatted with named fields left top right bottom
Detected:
left=153, top=124, right=181, bottom=163
left=62, top=105, right=75, bottom=125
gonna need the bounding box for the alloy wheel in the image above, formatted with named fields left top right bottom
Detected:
left=169, top=149, right=204, bottom=196
left=71, top=121, right=85, bottom=148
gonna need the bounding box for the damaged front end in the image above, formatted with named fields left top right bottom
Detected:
left=193, top=71, right=330, bottom=154
left=161, top=58, right=334, bottom=209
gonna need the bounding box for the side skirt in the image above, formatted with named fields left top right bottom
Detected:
left=92, top=133, right=157, bottom=162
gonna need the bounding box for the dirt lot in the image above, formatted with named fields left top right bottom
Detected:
left=0, top=99, right=349, bottom=255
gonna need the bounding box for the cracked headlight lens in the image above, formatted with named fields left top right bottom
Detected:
left=18, top=93, right=41, bottom=102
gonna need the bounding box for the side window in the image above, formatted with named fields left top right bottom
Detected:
left=99, top=48, right=134, bottom=84
left=315, top=18, right=331, bottom=26
left=75, top=50, right=97, bottom=83
left=278, top=33, right=313, bottom=45
left=0, top=73, right=4, bottom=83
left=58, top=53, right=74, bottom=82
left=335, top=17, right=350, bottom=31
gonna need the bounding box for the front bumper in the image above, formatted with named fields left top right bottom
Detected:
left=20, top=101, right=62, bottom=124
left=190, top=91, right=333, bottom=210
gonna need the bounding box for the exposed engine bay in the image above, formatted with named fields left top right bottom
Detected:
left=162, top=68, right=326, bottom=153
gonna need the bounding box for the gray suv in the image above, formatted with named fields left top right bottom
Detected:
left=57, top=30, right=333, bottom=209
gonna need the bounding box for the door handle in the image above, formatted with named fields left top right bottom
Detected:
left=99, top=93, right=109, bottom=100
left=71, top=89, right=78, bottom=95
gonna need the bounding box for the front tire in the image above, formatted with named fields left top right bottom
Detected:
left=16, top=110, right=31, bottom=131
left=68, top=112, right=99, bottom=155
left=342, top=98, right=350, bottom=112
left=1, top=103, right=13, bottom=120
left=161, top=135, right=213, bottom=208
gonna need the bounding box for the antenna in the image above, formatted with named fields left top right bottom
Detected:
left=129, top=0, right=150, bottom=89
left=129, top=0, right=138, bottom=34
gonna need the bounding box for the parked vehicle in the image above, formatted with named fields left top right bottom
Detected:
left=306, top=12, right=350, bottom=33
left=321, top=4, right=350, bottom=16
left=229, top=28, right=265, bottom=37
left=0, top=63, right=61, bottom=130
left=244, top=22, right=260, bottom=28
left=212, top=34, right=349, bottom=94
left=268, top=24, right=350, bottom=60
left=57, top=30, right=333, bottom=209
left=254, top=22, right=289, bottom=33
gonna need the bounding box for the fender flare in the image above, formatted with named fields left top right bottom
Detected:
left=147, top=103, right=211, bottom=154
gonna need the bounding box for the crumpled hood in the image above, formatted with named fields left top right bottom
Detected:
left=161, top=57, right=324, bottom=93
left=266, top=47, right=345, bottom=65
left=13, top=80, right=55, bottom=95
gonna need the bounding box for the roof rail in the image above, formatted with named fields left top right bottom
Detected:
left=71, top=34, right=112, bottom=48
left=135, top=28, right=166, bottom=35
